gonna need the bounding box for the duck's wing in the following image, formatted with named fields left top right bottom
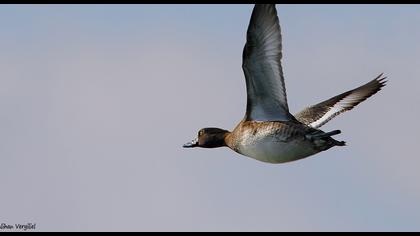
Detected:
left=242, top=4, right=294, bottom=122
left=295, top=74, right=387, bottom=129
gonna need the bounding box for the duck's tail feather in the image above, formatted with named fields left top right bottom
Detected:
left=333, top=139, right=346, bottom=146
left=306, top=129, right=346, bottom=148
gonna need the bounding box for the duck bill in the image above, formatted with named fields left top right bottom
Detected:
left=183, top=138, right=198, bottom=148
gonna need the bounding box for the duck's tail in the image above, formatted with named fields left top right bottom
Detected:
left=306, top=129, right=346, bottom=149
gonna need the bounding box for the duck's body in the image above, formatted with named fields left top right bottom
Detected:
left=183, top=4, right=386, bottom=164
left=225, top=120, right=343, bottom=163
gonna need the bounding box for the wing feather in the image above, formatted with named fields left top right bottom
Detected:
left=295, top=74, right=387, bottom=128
left=242, top=4, right=293, bottom=122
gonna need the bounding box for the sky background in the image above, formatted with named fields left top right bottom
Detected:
left=0, top=4, right=420, bottom=232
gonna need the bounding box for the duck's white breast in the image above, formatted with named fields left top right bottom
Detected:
left=236, top=132, right=319, bottom=164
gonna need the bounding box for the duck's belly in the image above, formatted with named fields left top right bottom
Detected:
left=237, top=137, right=319, bottom=164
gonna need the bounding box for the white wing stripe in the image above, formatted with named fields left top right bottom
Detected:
left=310, top=90, right=378, bottom=128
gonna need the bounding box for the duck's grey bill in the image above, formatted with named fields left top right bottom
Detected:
left=183, top=138, right=198, bottom=148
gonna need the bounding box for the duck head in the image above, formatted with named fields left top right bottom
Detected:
left=183, top=128, right=230, bottom=148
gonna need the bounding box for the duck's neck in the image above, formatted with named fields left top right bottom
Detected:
left=222, top=131, right=233, bottom=149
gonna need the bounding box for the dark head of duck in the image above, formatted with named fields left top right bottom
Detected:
left=183, top=128, right=230, bottom=148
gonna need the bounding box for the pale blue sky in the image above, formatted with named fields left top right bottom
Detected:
left=0, top=4, right=419, bottom=232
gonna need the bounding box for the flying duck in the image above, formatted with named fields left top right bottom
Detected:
left=183, top=4, right=386, bottom=164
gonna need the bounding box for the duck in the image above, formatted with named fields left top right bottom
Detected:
left=183, top=4, right=387, bottom=164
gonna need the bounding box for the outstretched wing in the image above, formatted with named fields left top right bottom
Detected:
left=242, top=4, right=293, bottom=122
left=295, top=74, right=387, bottom=128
